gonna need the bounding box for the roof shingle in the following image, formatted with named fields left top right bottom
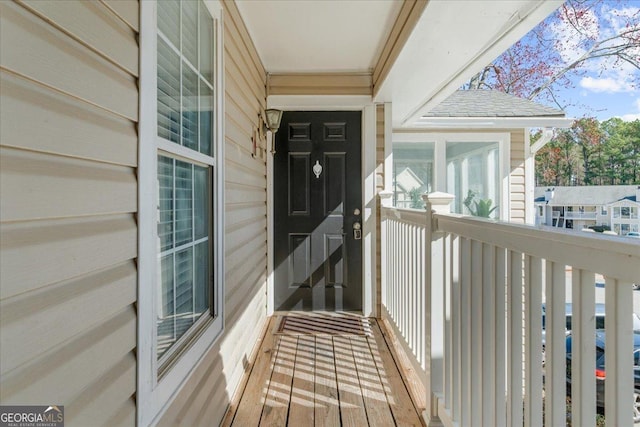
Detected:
left=534, top=185, right=639, bottom=205
left=424, top=90, right=565, bottom=118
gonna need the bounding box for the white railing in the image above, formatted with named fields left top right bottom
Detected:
left=380, top=191, right=640, bottom=427
left=379, top=197, right=428, bottom=383
left=564, top=211, right=598, bottom=220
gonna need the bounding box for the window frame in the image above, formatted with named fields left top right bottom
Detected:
left=391, top=132, right=510, bottom=220
left=392, top=140, right=436, bottom=209
left=445, top=141, right=501, bottom=217
left=138, top=1, right=225, bottom=425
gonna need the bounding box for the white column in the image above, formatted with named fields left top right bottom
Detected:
left=379, top=190, right=393, bottom=312
left=384, top=103, right=393, bottom=192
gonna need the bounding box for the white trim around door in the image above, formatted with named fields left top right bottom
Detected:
left=266, top=95, right=378, bottom=317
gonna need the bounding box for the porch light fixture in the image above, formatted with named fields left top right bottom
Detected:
left=264, top=108, right=283, bottom=154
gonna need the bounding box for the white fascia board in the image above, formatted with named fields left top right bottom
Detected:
left=411, top=116, right=575, bottom=129
left=374, top=0, right=564, bottom=128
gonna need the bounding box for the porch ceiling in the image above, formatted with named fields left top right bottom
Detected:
left=235, top=0, right=403, bottom=73
left=236, top=0, right=563, bottom=127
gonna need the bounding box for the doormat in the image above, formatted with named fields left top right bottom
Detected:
left=277, top=314, right=372, bottom=336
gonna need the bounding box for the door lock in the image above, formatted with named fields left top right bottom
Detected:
left=353, top=221, right=362, bottom=240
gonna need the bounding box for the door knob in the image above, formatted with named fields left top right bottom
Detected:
left=354, top=208, right=360, bottom=216
left=353, top=221, right=362, bottom=240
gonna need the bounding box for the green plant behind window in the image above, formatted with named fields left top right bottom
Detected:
left=463, top=190, right=498, bottom=218
left=408, top=188, right=425, bottom=209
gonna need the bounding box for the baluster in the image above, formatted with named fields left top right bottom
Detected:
left=524, top=256, right=543, bottom=427
left=545, top=260, right=566, bottom=426
left=495, top=246, right=507, bottom=427
left=420, top=223, right=425, bottom=367
left=604, top=276, right=634, bottom=426
left=471, top=240, right=483, bottom=426
left=444, top=233, right=452, bottom=412
left=482, top=243, right=497, bottom=426
left=507, top=250, right=523, bottom=427
left=407, top=224, right=424, bottom=364
left=571, top=268, right=596, bottom=426
left=451, top=234, right=461, bottom=422
left=460, top=237, right=472, bottom=426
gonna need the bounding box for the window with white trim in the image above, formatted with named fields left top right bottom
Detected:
left=156, top=0, right=218, bottom=370
left=446, top=141, right=500, bottom=218
left=392, top=142, right=434, bottom=209
left=138, top=1, right=223, bottom=424
left=391, top=133, right=509, bottom=219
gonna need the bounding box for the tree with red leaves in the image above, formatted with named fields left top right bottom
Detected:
left=464, top=0, right=640, bottom=110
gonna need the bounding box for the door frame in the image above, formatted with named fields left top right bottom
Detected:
left=266, top=95, right=377, bottom=317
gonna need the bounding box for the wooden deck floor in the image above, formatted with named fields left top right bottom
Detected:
left=223, top=313, right=423, bottom=427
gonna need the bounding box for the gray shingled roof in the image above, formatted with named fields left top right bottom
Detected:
left=534, top=185, right=639, bottom=206
left=424, top=90, right=565, bottom=118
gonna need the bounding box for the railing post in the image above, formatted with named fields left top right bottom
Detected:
left=422, top=192, right=454, bottom=426
left=379, top=190, right=393, bottom=209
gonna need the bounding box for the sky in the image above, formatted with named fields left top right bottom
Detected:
left=533, top=0, right=640, bottom=121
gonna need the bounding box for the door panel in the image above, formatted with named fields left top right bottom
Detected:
left=288, top=153, right=310, bottom=215
left=274, top=111, right=362, bottom=311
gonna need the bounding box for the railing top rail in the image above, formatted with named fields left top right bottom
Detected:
left=434, top=213, right=640, bottom=283
left=381, top=206, right=428, bottom=226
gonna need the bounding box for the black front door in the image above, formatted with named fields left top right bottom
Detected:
left=274, top=111, right=362, bottom=311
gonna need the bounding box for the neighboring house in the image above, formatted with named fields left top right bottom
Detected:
left=1, top=1, right=588, bottom=426
left=392, top=90, right=571, bottom=222
left=535, top=186, right=640, bottom=235
left=394, top=166, right=426, bottom=208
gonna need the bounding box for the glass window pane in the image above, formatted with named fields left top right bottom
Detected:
left=194, top=165, right=209, bottom=240
left=157, top=38, right=181, bottom=143
left=199, top=80, right=213, bottom=156
left=622, top=207, right=630, bottom=218
left=158, top=0, right=180, bottom=49
left=392, top=142, right=434, bottom=209
left=157, top=254, right=175, bottom=359
left=182, top=64, right=199, bottom=151
left=157, top=156, right=212, bottom=361
left=446, top=141, right=500, bottom=219
left=181, top=0, right=198, bottom=67
left=199, top=0, right=214, bottom=84
left=194, top=241, right=210, bottom=315
left=175, top=160, right=193, bottom=246
left=175, top=247, right=194, bottom=316
left=158, top=156, right=174, bottom=251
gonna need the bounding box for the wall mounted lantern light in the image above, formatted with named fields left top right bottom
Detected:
left=264, top=108, right=283, bottom=154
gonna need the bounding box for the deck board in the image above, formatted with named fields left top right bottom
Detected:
left=314, top=335, right=340, bottom=426
left=351, top=335, right=396, bottom=427
left=224, top=317, right=279, bottom=427
left=226, top=314, right=423, bottom=427
left=334, top=335, right=369, bottom=426
left=288, top=335, right=316, bottom=425
left=260, top=335, right=297, bottom=426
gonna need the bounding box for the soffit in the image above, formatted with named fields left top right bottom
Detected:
left=235, top=0, right=403, bottom=73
